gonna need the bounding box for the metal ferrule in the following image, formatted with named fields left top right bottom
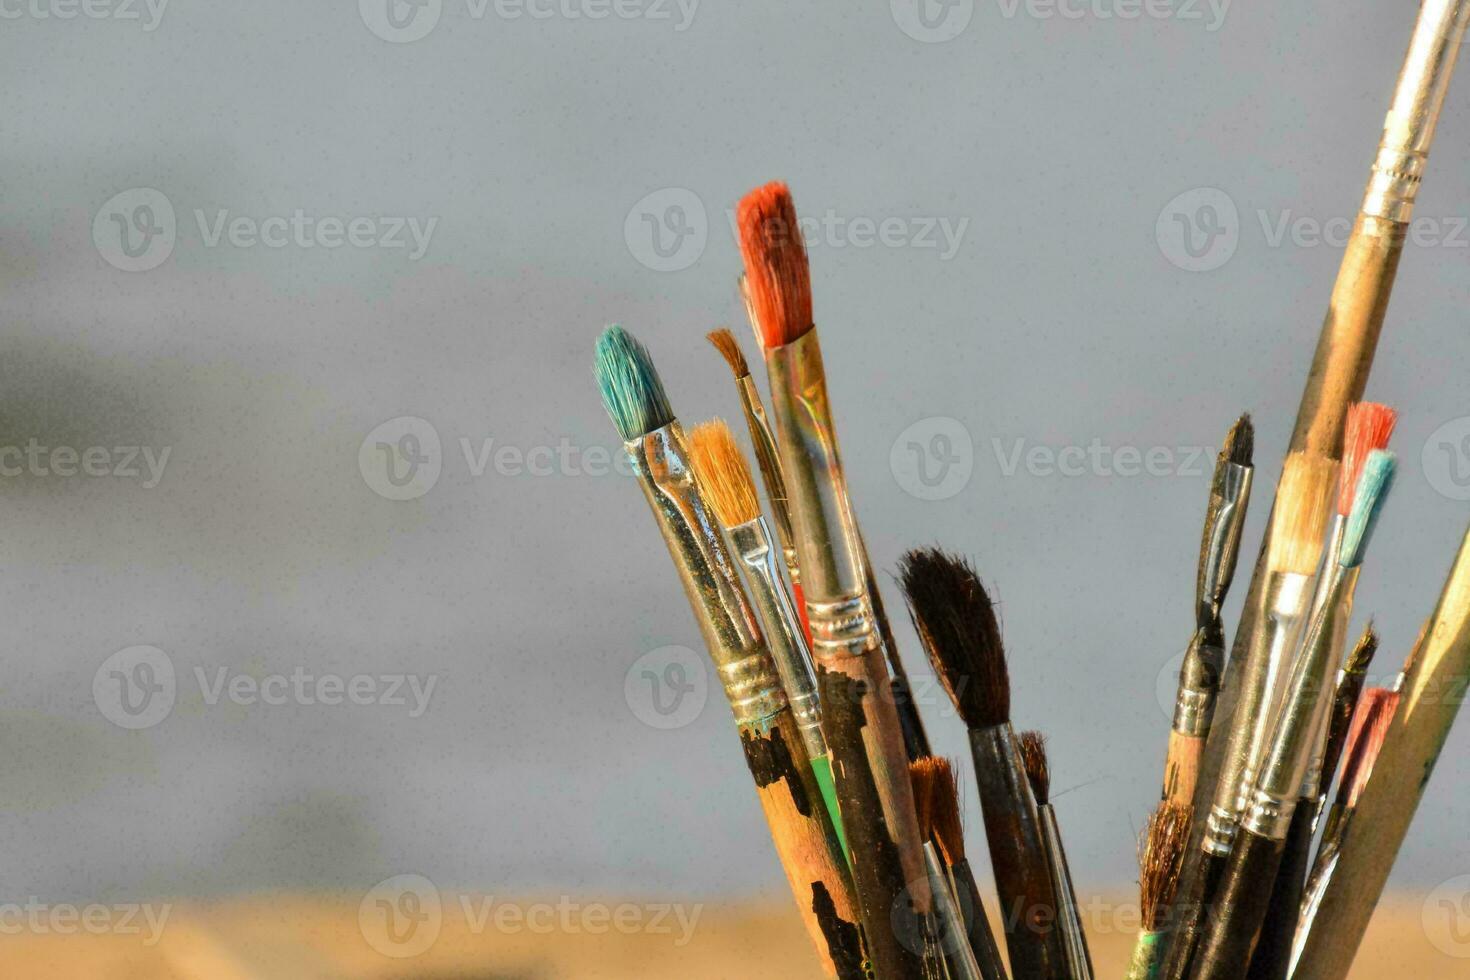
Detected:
left=728, top=515, right=827, bottom=763
left=734, top=374, right=799, bottom=582
left=1360, top=0, right=1470, bottom=221
left=1040, top=803, right=1094, bottom=980
left=1173, top=624, right=1225, bottom=737
left=767, top=330, right=878, bottom=666
left=1198, top=461, right=1254, bottom=622
left=924, top=842, right=984, bottom=980
left=1243, top=568, right=1353, bottom=840
left=1207, top=570, right=1314, bottom=853
left=627, top=422, right=787, bottom=729
left=1299, top=565, right=1361, bottom=801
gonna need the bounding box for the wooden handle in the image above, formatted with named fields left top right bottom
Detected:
left=1164, top=731, right=1203, bottom=806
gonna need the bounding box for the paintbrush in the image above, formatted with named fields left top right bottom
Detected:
left=738, top=182, right=934, bottom=979
left=1126, top=802, right=1192, bottom=980
left=910, top=758, right=986, bottom=980
left=1019, top=732, right=1093, bottom=980
left=1289, top=686, right=1398, bottom=976
left=1245, top=408, right=1396, bottom=980
left=1187, top=451, right=1396, bottom=980
left=1165, top=414, right=1255, bottom=805
left=919, top=757, right=1009, bottom=980
left=594, top=325, right=866, bottom=978
left=686, top=417, right=846, bottom=849
left=899, top=547, right=1068, bottom=979
left=1166, top=0, right=1470, bottom=965
left=1162, top=452, right=1338, bottom=978
left=1308, top=624, right=1379, bottom=835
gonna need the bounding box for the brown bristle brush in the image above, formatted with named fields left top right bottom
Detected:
left=898, top=547, right=1067, bottom=979
left=738, top=182, right=934, bottom=979
left=1020, top=732, right=1094, bottom=980
left=1127, top=802, right=1192, bottom=980
left=910, top=757, right=1007, bottom=980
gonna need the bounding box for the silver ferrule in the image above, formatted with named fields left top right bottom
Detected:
left=1172, top=625, right=1224, bottom=737
left=1243, top=567, right=1355, bottom=839
left=924, top=842, right=985, bottom=980
left=627, top=423, right=787, bottom=729
left=1300, top=565, right=1362, bottom=800
left=1040, top=804, right=1094, bottom=980
left=767, top=330, right=880, bottom=666
left=728, top=516, right=827, bottom=763
left=1199, top=460, right=1254, bottom=622
left=1207, top=570, right=1314, bottom=852
left=1361, top=0, right=1470, bottom=221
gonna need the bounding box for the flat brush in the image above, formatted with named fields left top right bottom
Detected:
left=739, top=182, right=933, bottom=979
left=1126, top=802, right=1192, bottom=980
left=594, top=325, right=865, bottom=979
left=900, top=547, right=1067, bottom=979
left=1165, top=414, right=1254, bottom=805
left=1289, top=686, right=1397, bottom=976
left=910, top=758, right=986, bottom=980
left=1188, top=451, right=1396, bottom=980
left=686, top=417, right=846, bottom=849
left=1020, top=732, right=1093, bottom=980
left=919, top=757, right=1008, bottom=980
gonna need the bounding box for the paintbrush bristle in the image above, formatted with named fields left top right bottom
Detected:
left=1017, top=730, right=1050, bottom=805
left=1344, top=622, right=1379, bottom=675
left=1222, top=413, right=1254, bottom=467
left=687, top=418, right=761, bottom=528
left=1336, top=403, right=1398, bottom=516
left=736, top=182, right=813, bottom=350
left=594, top=325, right=674, bottom=442
left=898, top=547, right=1009, bottom=730
left=926, top=757, right=968, bottom=867
left=1345, top=689, right=1398, bottom=807
left=705, top=328, right=750, bottom=379
left=1139, top=802, right=1192, bottom=932
left=908, top=757, right=939, bottom=842
left=1267, top=451, right=1339, bottom=575
left=1341, top=450, right=1396, bottom=567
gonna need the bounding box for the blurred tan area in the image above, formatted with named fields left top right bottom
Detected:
left=0, top=893, right=1455, bottom=979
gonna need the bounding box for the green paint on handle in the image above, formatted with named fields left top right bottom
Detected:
left=809, top=755, right=849, bottom=864
left=1126, top=929, right=1164, bottom=980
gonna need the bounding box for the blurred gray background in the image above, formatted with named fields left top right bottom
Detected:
left=1, top=1, right=1467, bottom=910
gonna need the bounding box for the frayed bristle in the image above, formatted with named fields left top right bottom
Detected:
left=1337, top=403, right=1398, bottom=515
left=705, top=328, right=749, bottom=379
left=898, top=547, right=1009, bottom=729
left=926, top=757, right=967, bottom=867
left=908, top=757, right=939, bottom=842
left=1400, top=618, right=1431, bottom=679
left=1017, top=731, right=1050, bottom=805
left=736, top=182, right=812, bottom=349
left=594, top=325, right=674, bottom=441
left=687, top=419, right=761, bottom=528
left=1267, top=451, right=1338, bottom=574
left=1345, top=689, right=1398, bottom=807
left=1341, top=450, right=1396, bottom=567
left=1139, top=802, right=1192, bottom=932
left=1222, top=413, right=1254, bottom=467
left=1345, top=622, right=1379, bottom=675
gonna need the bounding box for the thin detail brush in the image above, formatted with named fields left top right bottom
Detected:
left=594, top=326, right=864, bottom=978
left=739, top=182, right=934, bottom=979
left=1127, top=802, right=1192, bottom=980
left=687, top=418, right=846, bottom=850
left=910, top=759, right=986, bottom=980
left=1187, top=452, right=1396, bottom=980
left=924, top=758, right=1008, bottom=980
left=1165, top=414, right=1255, bottom=805
left=900, top=548, right=1068, bottom=979
left=1020, top=732, right=1094, bottom=980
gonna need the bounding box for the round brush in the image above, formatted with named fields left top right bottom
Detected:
left=1019, top=732, right=1094, bottom=980
left=1126, top=802, right=1192, bottom=980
